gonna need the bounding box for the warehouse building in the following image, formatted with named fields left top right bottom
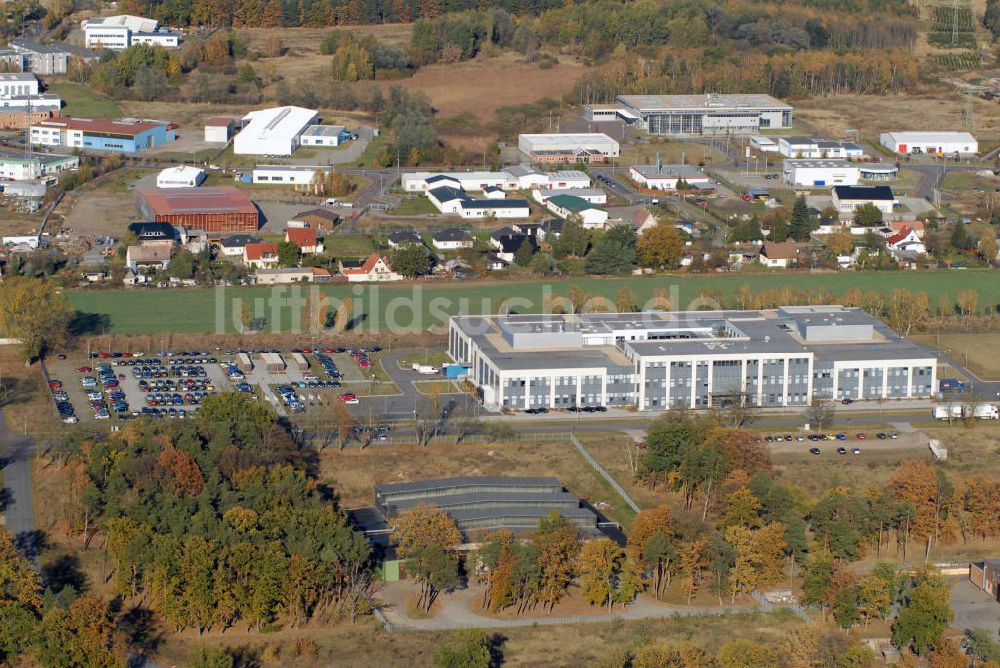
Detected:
left=249, top=165, right=330, bottom=187
left=518, top=133, right=619, bottom=164
left=234, top=106, right=319, bottom=156
left=203, top=117, right=234, bottom=143
left=30, top=117, right=176, bottom=153
left=783, top=160, right=860, bottom=187
left=372, top=476, right=599, bottom=538
left=778, top=136, right=820, bottom=159
left=543, top=194, right=608, bottom=228
left=135, top=187, right=259, bottom=233
left=448, top=307, right=936, bottom=412
left=299, top=124, right=348, bottom=147
left=879, top=131, right=978, bottom=156
left=629, top=163, right=713, bottom=190
left=615, top=93, right=793, bottom=136
left=0, top=148, right=78, bottom=181
left=156, top=165, right=204, bottom=188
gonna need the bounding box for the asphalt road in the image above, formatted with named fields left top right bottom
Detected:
left=0, top=406, right=39, bottom=564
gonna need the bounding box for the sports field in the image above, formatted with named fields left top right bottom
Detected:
left=67, top=270, right=1000, bottom=335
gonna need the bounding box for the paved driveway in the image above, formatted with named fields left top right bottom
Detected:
left=951, top=579, right=1000, bottom=633
left=0, top=406, right=39, bottom=564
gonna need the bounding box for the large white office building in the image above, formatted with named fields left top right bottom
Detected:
left=234, top=106, right=319, bottom=156
left=518, top=133, right=619, bottom=163
left=82, top=15, right=179, bottom=50
left=449, top=307, right=935, bottom=412
left=614, top=93, right=793, bottom=136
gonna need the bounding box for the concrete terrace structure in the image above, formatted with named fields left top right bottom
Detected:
left=30, top=117, right=176, bottom=153
left=234, top=106, right=319, bottom=156
left=616, top=93, right=793, bottom=136
left=448, top=307, right=936, bottom=412
left=135, top=187, right=259, bottom=233
left=373, top=476, right=598, bottom=537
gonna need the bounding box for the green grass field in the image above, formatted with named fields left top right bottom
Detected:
left=325, top=234, right=375, bottom=258
left=47, top=83, right=122, bottom=118
left=65, top=270, right=1000, bottom=335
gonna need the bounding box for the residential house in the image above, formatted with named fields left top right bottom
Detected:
left=219, top=234, right=260, bottom=257
left=885, top=226, right=925, bottom=255
left=387, top=230, right=422, bottom=249
left=758, top=241, right=804, bottom=268
left=432, top=227, right=474, bottom=251
left=494, top=234, right=536, bottom=263
left=887, top=220, right=925, bottom=237
left=632, top=209, right=659, bottom=234
left=340, top=253, right=402, bottom=282
left=537, top=219, right=565, bottom=242
left=483, top=186, right=506, bottom=199
left=543, top=194, right=608, bottom=228
left=243, top=242, right=279, bottom=269
left=285, top=227, right=323, bottom=254
left=126, top=240, right=172, bottom=271
left=128, top=221, right=177, bottom=243
left=490, top=226, right=519, bottom=249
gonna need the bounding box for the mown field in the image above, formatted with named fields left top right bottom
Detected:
left=46, top=82, right=122, bottom=118
left=66, top=270, right=1000, bottom=335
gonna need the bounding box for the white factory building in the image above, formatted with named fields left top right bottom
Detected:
left=402, top=168, right=591, bottom=193
left=615, top=93, right=793, bottom=136
left=156, top=165, right=205, bottom=188
left=783, top=160, right=860, bottom=187
left=250, top=165, right=330, bottom=185
left=82, top=15, right=178, bottom=50
left=518, top=133, right=619, bottom=164
left=299, top=124, right=346, bottom=147
left=749, top=136, right=779, bottom=153
left=878, top=131, right=978, bottom=156
left=778, top=136, right=820, bottom=159
left=234, top=106, right=319, bottom=156
left=629, top=164, right=713, bottom=190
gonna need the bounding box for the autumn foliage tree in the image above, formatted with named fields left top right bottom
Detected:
left=626, top=506, right=674, bottom=597
left=578, top=538, right=643, bottom=612
left=0, top=276, right=73, bottom=362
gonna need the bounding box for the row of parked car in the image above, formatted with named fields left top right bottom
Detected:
left=276, top=384, right=306, bottom=412
left=49, top=382, right=78, bottom=424
left=313, top=353, right=341, bottom=378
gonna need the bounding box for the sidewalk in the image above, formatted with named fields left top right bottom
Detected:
left=375, top=582, right=755, bottom=632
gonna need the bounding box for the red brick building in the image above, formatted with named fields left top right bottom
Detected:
left=970, top=560, right=1000, bottom=602
left=135, top=187, right=259, bottom=233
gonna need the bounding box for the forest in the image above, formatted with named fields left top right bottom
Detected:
left=0, top=392, right=375, bottom=664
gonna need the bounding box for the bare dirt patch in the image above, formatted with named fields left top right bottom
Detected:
left=61, top=193, right=138, bottom=239
left=795, top=93, right=1000, bottom=142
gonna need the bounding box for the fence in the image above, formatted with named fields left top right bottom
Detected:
left=302, top=429, right=572, bottom=449
left=750, top=591, right=812, bottom=623
left=570, top=434, right=640, bottom=514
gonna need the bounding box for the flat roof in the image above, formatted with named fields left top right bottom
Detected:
left=462, top=199, right=529, bottom=209
left=833, top=185, right=895, bottom=200
left=782, top=136, right=817, bottom=145
left=253, top=164, right=330, bottom=173
left=204, top=117, right=234, bottom=127
left=784, top=159, right=854, bottom=169
left=0, top=73, right=37, bottom=82
left=520, top=133, right=617, bottom=146
left=617, top=93, right=792, bottom=113
left=136, top=186, right=257, bottom=215
left=301, top=124, right=345, bottom=137
left=0, top=148, right=76, bottom=165
left=631, top=164, right=708, bottom=179
left=858, top=163, right=899, bottom=173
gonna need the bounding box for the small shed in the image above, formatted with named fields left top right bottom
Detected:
left=236, top=352, right=254, bottom=372
left=259, top=352, right=285, bottom=373
left=291, top=352, right=309, bottom=372
left=204, top=117, right=235, bottom=143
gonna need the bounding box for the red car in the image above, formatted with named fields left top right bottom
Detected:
left=358, top=360, right=372, bottom=367
left=48, top=380, right=62, bottom=389
left=856, top=433, right=866, bottom=440
left=98, top=353, right=111, bottom=358
left=76, top=366, right=93, bottom=373
left=302, top=348, right=313, bottom=354
left=339, top=393, right=356, bottom=401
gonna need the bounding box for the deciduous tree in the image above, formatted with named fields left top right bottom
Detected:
left=578, top=538, right=642, bottom=612
left=0, top=276, right=73, bottom=362
left=637, top=224, right=684, bottom=268
left=392, top=504, right=462, bottom=559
